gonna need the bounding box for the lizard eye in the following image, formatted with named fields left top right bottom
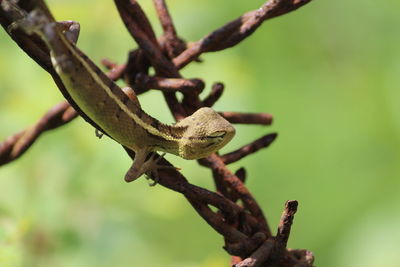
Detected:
left=206, top=131, right=226, bottom=139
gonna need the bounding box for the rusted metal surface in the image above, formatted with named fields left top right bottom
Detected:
left=0, top=101, right=77, bottom=165
left=0, top=0, right=314, bottom=265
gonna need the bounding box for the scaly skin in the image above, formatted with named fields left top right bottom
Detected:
left=15, top=9, right=235, bottom=181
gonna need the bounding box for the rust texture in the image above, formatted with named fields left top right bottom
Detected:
left=0, top=0, right=314, bottom=266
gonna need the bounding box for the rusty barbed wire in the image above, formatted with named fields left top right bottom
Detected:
left=134, top=73, right=205, bottom=93
left=220, top=111, right=274, bottom=125
left=220, top=133, right=278, bottom=165
left=0, top=0, right=314, bottom=266
left=0, top=101, right=76, bottom=165
left=173, top=0, right=312, bottom=69
left=202, top=82, right=224, bottom=107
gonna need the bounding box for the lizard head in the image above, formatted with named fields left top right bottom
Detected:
left=176, top=107, right=235, bottom=160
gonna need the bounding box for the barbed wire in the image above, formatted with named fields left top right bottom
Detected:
left=0, top=0, right=313, bottom=266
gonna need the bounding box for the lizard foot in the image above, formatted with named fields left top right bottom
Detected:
left=144, top=153, right=178, bottom=186
left=124, top=152, right=177, bottom=183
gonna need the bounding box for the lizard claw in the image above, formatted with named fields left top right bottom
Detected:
left=144, top=153, right=178, bottom=186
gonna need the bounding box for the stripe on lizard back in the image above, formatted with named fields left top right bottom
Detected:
left=48, top=22, right=187, bottom=142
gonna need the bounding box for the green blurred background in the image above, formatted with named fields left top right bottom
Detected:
left=1, top=0, right=400, bottom=266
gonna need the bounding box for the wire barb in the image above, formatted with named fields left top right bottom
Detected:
left=135, top=73, right=205, bottom=93
left=202, top=82, right=225, bottom=107
left=220, top=111, right=273, bottom=125
left=221, top=133, right=277, bottom=164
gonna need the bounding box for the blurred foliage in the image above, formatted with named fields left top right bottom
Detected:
left=1, top=0, right=400, bottom=266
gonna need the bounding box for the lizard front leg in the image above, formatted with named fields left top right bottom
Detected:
left=124, top=149, right=155, bottom=182
left=124, top=150, right=176, bottom=183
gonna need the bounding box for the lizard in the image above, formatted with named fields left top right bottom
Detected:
left=10, top=7, right=235, bottom=182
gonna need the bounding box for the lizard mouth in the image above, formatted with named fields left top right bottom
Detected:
left=202, top=142, right=216, bottom=149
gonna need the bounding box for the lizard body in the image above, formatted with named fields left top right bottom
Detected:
left=14, top=9, right=235, bottom=181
